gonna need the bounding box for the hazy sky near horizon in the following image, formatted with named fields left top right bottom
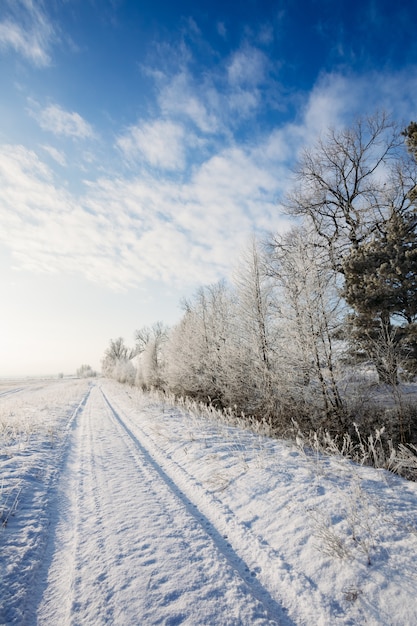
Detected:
left=0, top=0, right=416, bottom=376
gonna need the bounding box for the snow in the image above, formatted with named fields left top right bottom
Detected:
left=1, top=378, right=417, bottom=625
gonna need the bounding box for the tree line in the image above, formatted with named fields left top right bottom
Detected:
left=102, top=113, right=417, bottom=448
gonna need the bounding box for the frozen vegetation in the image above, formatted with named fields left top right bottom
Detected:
left=1, top=377, right=417, bottom=625
left=102, top=115, right=417, bottom=485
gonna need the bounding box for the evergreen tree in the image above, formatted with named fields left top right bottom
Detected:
left=286, top=112, right=417, bottom=383
left=403, top=121, right=417, bottom=162
left=342, top=210, right=417, bottom=381
left=403, top=121, right=417, bottom=202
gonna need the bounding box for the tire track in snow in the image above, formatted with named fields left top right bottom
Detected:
left=13, top=387, right=92, bottom=626
left=69, top=389, right=117, bottom=624
left=0, top=383, right=50, bottom=399
left=35, top=386, right=130, bottom=625
left=103, top=385, right=345, bottom=626
left=37, top=384, right=284, bottom=625
left=100, top=387, right=294, bottom=626
left=0, top=386, right=27, bottom=398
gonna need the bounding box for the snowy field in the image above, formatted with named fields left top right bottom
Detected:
left=1, top=378, right=417, bottom=625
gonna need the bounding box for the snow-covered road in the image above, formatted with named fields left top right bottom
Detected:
left=2, top=379, right=417, bottom=625
left=32, top=385, right=287, bottom=625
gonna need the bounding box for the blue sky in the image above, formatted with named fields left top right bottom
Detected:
left=0, top=0, right=416, bottom=376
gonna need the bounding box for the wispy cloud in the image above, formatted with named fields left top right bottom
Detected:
left=116, top=119, right=186, bottom=170
left=1, top=63, right=416, bottom=293
left=41, top=144, right=67, bottom=166
left=158, top=71, right=219, bottom=134
left=0, top=0, right=55, bottom=66
left=299, top=69, right=417, bottom=144
left=152, top=39, right=281, bottom=136
left=30, top=103, right=95, bottom=139
left=227, top=46, right=267, bottom=87
left=0, top=138, right=286, bottom=291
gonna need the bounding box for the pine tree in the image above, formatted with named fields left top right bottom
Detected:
left=342, top=210, right=417, bottom=382
left=403, top=121, right=417, bottom=161
left=403, top=121, right=417, bottom=203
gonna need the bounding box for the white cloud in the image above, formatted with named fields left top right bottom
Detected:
left=31, top=103, right=95, bottom=140
left=0, top=140, right=286, bottom=292
left=0, top=0, right=55, bottom=66
left=227, top=89, right=260, bottom=117
left=298, top=69, right=417, bottom=148
left=2, top=67, right=417, bottom=295
left=116, top=119, right=186, bottom=170
left=301, top=73, right=358, bottom=138
left=154, top=43, right=274, bottom=133
left=227, top=46, right=267, bottom=87
left=158, top=72, right=219, bottom=134
left=41, top=144, right=67, bottom=166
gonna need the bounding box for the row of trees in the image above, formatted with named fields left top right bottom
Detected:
left=76, top=364, right=97, bottom=378
left=103, top=113, right=417, bottom=445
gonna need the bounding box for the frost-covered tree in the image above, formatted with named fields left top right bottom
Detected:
left=234, top=237, right=273, bottom=372
left=76, top=364, right=97, bottom=378
left=134, top=322, right=169, bottom=389
left=103, top=337, right=134, bottom=363
left=232, top=236, right=279, bottom=416
left=286, top=112, right=417, bottom=385
left=111, top=359, right=136, bottom=384
left=165, top=282, right=237, bottom=407
left=286, top=112, right=402, bottom=267
left=101, top=337, right=135, bottom=382
left=267, top=226, right=344, bottom=423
